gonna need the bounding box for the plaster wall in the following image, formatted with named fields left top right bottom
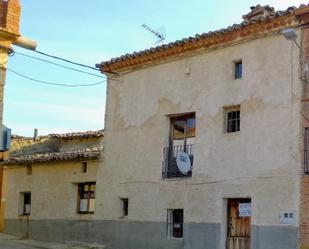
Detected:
left=4, top=160, right=100, bottom=220
left=96, top=31, right=303, bottom=231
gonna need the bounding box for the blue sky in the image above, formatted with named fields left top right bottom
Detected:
left=4, top=0, right=305, bottom=136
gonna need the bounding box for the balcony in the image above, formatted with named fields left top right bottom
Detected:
left=162, top=144, right=194, bottom=179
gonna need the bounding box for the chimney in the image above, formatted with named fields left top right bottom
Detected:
left=242, top=5, right=275, bottom=22
left=33, top=128, right=38, bottom=142
left=0, top=0, right=20, bottom=35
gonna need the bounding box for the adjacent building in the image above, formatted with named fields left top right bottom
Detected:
left=2, top=131, right=103, bottom=240
left=0, top=0, right=35, bottom=231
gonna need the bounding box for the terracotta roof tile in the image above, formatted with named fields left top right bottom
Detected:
left=96, top=4, right=308, bottom=72
left=1, top=147, right=102, bottom=166
left=48, top=130, right=104, bottom=140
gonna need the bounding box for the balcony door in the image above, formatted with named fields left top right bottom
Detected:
left=171, top=114, right=195, bottom=148
left=162, top=113, right=195, bottom=178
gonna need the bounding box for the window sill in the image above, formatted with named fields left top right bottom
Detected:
left=223, top=131, right=240, bottom=135
left=77, top=212, right=94, bottom=215
left=118, top=215, right=128, bottom=219
left=167, top=237, right=183, bottom=240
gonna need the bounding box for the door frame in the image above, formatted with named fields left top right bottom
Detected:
left=225, top=198, right=251, bottom=249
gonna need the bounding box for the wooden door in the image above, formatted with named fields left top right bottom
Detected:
left=227, top=199, right=251, bottom=249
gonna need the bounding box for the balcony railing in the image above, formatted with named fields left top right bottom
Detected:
left=162, top=144, right=194, bottom=179
left=305, top=128, right=309, bottom=174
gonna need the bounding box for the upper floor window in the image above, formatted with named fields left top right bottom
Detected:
left=171, top=114, right=196, bottom=147
left=162, top=113, right=195, bottom=179
left=78, top=182, right=95, bottom=214
left=224, top=106, right=240, bottom=133
left=81, top=162, right=87, bottom=173
left=234, top=60, right=242, bottom=79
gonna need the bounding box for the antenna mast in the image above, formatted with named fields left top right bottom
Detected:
left=141, top=24, right=166, bottom=45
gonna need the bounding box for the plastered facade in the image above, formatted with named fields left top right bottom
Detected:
left=4, top=160, right=100, bottom=220
left=96, top=31, right=302, bottom=248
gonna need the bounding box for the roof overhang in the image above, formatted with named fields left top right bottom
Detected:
left=97, top=5, right=309, bottom=75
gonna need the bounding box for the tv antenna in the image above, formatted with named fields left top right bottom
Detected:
left=141, top=24, right=166, bottom=45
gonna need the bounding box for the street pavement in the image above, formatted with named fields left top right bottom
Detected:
left=0, top=233, right=104, bottom=249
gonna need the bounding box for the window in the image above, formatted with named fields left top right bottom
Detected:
left=26, top=166, right=32, bottom=175
left=234, top=60, right=242, bottom=79
left=22, top=192, right=31, bottom=216
left=121, top=198, right=129, bottom=217
left=81, top=162, right=87, bottom=173
left=78, top=182, right=95, bottom=214
left=167, top=209, right=183, bottom=238
left=171, top=114, right=195, bottom=147
left=225, top=106, right=240, bottom=133
left=162, top=113, right=195, bottom=178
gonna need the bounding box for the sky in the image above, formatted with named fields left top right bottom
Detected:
left=4, top=0, right=306, bottom=136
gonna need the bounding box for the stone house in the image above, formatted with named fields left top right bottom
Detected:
left=1, top=130, right=103, bottom=240
left=96, top=4, right=309, bottom=249
left=4, top=3, right=309, bottom=249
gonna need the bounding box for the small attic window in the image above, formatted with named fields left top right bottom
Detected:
left=26, top=166, right=32, bottom=175
left=81, top=162, right=87, bottom=173
left=234, top=60, right=242, bottom=79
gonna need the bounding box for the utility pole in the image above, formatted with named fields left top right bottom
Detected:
left=0, top=0, right=36, bottom=231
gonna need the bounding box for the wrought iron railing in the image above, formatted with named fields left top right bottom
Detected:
left=162, top=144, right=194, bottom=179
left=305, top=128, right=309, bottom=174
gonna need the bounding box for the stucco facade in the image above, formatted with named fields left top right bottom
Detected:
left=3, top=4, right=309, bottom=249
left=95, top=33, right=301, bottom=249
left=95, top=4, right=307, bottom=249
left=2, top=132, right=103, bottom=240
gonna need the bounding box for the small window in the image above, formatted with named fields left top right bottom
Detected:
left=121, top=198, right=129, bottom=217
left=81, top=162, right=87, bottom=173
left=26, top=166, right=32, bottom=175
left=22, top=192, right=31, bottom=215
left=225, top=106, right=240, bottom=133
left=78, top=182, right=95, bottom=214
left=234, top=60, right=242, bottom=79
left=167, top=209, right=183, bottom=238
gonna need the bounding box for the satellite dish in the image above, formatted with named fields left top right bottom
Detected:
left=176, top=152, right=191, bottom=174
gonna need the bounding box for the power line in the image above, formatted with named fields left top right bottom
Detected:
left=7, top=68, right=106, bottom=87
left=33, top=49, right=100, bottom=71
left=4, top=44, right=101, bottom=72
left=14, top=51, right=105, bottom=79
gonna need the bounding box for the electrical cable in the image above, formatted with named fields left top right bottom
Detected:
left=33, top=49, right=100, bottom=71
left=14, top=51, right=105, bottom=79
left=7, top=68, right=106, bottom=87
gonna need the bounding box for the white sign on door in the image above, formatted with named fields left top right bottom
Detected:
left=239, top=203, right=251, bottom=217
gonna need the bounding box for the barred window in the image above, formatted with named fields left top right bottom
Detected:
left=121, top=198, right=129, bottom=217
left=167, top=209, right=183, bottom=238
left=225, top=106, right=240, bottom=133
left=22, top=192, right=31, bottom=215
